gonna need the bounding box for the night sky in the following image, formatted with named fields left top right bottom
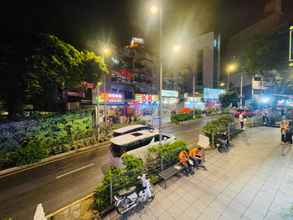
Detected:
left=1, top=0, right=293, bottom=52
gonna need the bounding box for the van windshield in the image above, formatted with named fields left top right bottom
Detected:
left=111, top=144, right=126, bottom=157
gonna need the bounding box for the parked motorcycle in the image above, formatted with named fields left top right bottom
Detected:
left=215, top=132, right=230, bottom=153
left=113, top=174, right=154, bottom=215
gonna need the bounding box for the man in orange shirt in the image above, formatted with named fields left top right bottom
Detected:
left=178, top=150, right=194, bottom=175
left=189, top=147, right=207, bottom=170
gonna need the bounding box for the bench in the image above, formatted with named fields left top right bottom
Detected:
left=159, top=163, right=183, bottom=189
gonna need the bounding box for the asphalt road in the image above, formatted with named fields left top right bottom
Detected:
left=0, top=117, right=212, bottom=220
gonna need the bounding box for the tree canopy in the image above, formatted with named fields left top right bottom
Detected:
left=0, top=34, right=108, bottom=118
left=241, top=25, right=288, bottom=75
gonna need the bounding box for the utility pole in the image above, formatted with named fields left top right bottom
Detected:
left=240, top=72, right=243, bottom=108
left=192, top=70, right=196, bottom=118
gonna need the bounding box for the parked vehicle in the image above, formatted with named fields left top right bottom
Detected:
left=215, top=132, right=230, bottom=153
left=113, top=174, right=154, bottom=215
left=112, top=124, right=153, bottom=137
left=110, top=130, right=176, bottom=166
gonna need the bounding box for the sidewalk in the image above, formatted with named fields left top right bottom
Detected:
left=109, top=127, right=293, bottom=220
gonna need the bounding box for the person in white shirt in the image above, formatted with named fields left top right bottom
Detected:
left=239, top=112, right=244, bottom=130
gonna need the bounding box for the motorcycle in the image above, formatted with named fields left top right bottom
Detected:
left=113, top=174, right=154, bottom=215
left=215, top=132, right=230, bottom=153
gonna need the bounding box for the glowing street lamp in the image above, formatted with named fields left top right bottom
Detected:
left=102, top=47, right=112, bottom=57
left=149, top=2, right=163, bottom=144
left=101, top=46, right=112, bottom=126
left=150, top=5, right=159, bottom=15
left=220, top=82, right=225, bottom=87
left=226, top=63, right=238, bottom=91
left=172, top=44, right=182, bottom=53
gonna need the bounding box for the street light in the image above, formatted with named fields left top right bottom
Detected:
left=101, top=46, right=112, bottom=126
left=150, top=5, right=159, bottom=15
left=226, top=62, right=245, bottom=108
left=226, top=63, right=238, bottom=91
left=149, top=2, right=163, bottom=144
left=172, top=44, right=182, bottom=53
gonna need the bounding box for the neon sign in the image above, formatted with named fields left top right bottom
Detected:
left=97, top=93, right=123, bottom=103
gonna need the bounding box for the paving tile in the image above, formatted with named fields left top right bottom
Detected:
left=197, top=209, right=222, bottom=220
left=157, top=211, right=175, bottom=220
left=242, top=208, right=265, bottom=220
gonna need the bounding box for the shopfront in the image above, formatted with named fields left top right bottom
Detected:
left=184, top=97, right=205, bottom=111
left=129, top=94, right=159, bottom=116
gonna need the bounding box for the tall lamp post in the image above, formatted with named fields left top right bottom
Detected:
left=150, top=3, right=163, bottom=143
left=226, top=63, right=239, bottom=107
left=102, top=47, right=112, bottom=126
left=226, top=63, right=237, bottom=91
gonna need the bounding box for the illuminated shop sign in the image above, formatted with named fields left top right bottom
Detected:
left=203, top=88, right=225, bottom=100
left=135, top=94, right=159, bottom=103
left=161, top=90, right=179, bottom=98
left=97, top=93, right=123, bottom=103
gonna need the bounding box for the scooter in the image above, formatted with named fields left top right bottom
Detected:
left=113, top=174, right=154, bottom=215
left=215, top=132, right=230, bottom=153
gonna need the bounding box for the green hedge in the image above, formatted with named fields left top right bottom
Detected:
left=171, top=112, right=202, bottom=123
left=201, top=114, right=234, bottom=136
left=94, top=155, right=144, bottom=212
left=94, top=141, right=188, bottom=213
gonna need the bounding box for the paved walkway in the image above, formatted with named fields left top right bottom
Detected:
left=125, top=127, right=293, bottom=220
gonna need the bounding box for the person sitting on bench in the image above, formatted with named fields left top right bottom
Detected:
left=178, top=150, right=194, bottom=176
left=189, top=147, right=207, bottom=170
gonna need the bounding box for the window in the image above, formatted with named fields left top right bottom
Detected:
left=111, top=144, right=126, bottom=157
left=154, top=134, right=160, bottom=142
left=131, top=132, right=143, bottom=137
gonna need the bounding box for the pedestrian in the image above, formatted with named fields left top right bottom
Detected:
left=189, top=147, right=207, bottom=170
left=178, top=150, right=194, bottom=176
left=280, top=117, right=289, bottom=144
left=239, top=112, right=245, bottom=130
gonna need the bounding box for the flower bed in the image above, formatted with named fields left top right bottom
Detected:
left=0, top=112, right=98, bottom=169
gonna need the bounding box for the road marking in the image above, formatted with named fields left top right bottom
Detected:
left=56, top=163, right=95, bottom=179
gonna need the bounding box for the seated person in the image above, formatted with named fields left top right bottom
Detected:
left=189, top=147, right=207, bottom=170
left=178, top=150, right=194, bottom=175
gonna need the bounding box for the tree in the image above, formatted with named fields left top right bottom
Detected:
left=241, top=25, right=288, bottom=75
left=219, top=91, right=239, bottom=108
left=0, top=34, right=108, bottom=118
left=0, top=35, right=32, bottom=119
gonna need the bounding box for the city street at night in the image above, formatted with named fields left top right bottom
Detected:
left=1, top=0, right=293, bottom=219
left=0, top=118, right=212, bottom=219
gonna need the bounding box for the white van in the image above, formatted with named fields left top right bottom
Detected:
left=112, top=124, right=153, bottom=137
left=109, top=130, right=176, bottom=167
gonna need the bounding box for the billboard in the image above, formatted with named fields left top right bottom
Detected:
left=203, top=88, right=225, bottom=100
left=161, top=90, right=179, bottom=97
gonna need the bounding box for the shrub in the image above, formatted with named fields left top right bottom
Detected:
left=0, top=112, right=94, bottom=169
left=171, top=112, right=202, bottom=123
left=10, top=138, right=48, bottom=166
left=201, top=114, right=234, bottom=137
left=94, top=155, right=144, bottom=212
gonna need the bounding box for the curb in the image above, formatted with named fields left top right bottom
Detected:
left=0, top=141, right=110, bottom=179
left=46, top=193, right=95, bottom=219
